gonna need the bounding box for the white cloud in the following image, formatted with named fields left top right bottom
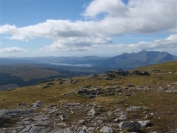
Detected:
left=0, top=24, right=17, bottom=34
left=82, top=0, right=128, bottom=18
left=0, top=20, right=101, bottom=40
left=0, top=0, right=176, bottom=40
left=42, top=37, right=112, bottom=51
left=110, top=34, right=177, bottom=53
left=83, top=0, right=176, bottom=33
left=0, top=47, right=27, bottom=53
left=0, top=0, right=176, bottom=53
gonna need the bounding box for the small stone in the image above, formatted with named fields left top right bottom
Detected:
left=100, top=126, right=114, bottom=133
left=87, top=109, right=96, bottom=117
left=57, top=123, right=67, bottom=127
left=126, top=106, right=141, bottom=111
left=78, top=120, right=85, bottom=125
left=48, top=109, right=59, bottom=114
left=31, top=101, right=43, bottom=108
left=138, top=120, right=152, bottom=127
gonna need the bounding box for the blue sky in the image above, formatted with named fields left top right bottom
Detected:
left=0, top=0, right=177, bottom=57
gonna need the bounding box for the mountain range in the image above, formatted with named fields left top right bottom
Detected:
left=0, top=50, right=176, bottom=88
left=101, top=50, right=177, bottom=69
left=1, top=51, right=176, bottom=69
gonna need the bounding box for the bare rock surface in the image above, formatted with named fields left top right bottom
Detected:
left=0, top=101, right=154, bottom=133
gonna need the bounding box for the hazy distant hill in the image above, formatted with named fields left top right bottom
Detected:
left=0, top=58, right=37, bottom=65
left=102, top=50, right=177, bottom=69
left=0, top=50, right=176, bottom=87
left=1, top=51, right=176, bottom=69
left=34, top=56, right=108, bottom=65
left=0, top=64, right=101, bottom=88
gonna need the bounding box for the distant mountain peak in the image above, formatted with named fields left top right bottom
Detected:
left=102, top=50, right=176, bottom=69
left=140, top=50, right=147, bottom=52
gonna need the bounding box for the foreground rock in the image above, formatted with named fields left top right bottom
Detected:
left=138, top=120, right=152, bottom=127
left=118, top=121, right=141, bottom=132
left=0, top=101, right=156, bottom=133
left=131, top=70, right=150, bottom=76
left=76, top=86, right=104, bottom=98
left=30, top=101, right=43, bottom=108
left=0, top=109, right=33, bottom=118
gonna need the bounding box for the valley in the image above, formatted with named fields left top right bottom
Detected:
left=0, top=50, right=177, bottom=90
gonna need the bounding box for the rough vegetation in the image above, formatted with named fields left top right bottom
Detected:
left=0, top=61, right=177, bottom=133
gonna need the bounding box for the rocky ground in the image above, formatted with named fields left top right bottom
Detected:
left=0, top=101, right=155, bottom=133
left=0, top=62, right=177, bottom=133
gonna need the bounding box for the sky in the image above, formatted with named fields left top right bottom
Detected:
left=0, top=0, right=177, bottom=57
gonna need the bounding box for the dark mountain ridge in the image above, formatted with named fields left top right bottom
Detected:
left=102, top=50, right=177, bottom=69
left=0, top=50, right=176, bottom=67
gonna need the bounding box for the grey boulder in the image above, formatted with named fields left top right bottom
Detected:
left=118, top=121, right=141, bottom=132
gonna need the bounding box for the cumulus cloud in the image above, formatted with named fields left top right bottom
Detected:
left=0, top=24, right=17, bottom=34
left=0, top=47, right=27, bottom=53
left=0, top=0, right=176, bottom=40
left=83, top=0, right=176, bottom=33
left=0, top=20, right=103, bottom=40
left=82, top=0, right=128, bottom=18
left=110, top=34, right=177, bottom=52
left=42, top=37, right=112, bottom=51
left=0, top=0, right=176, bottom=53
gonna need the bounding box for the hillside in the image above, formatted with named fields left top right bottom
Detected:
left=0, top=64, right=62, bottom=89
left=0, top=64, right=102, bottom=89
left=0, top=65, right=60, bottom=81
left=0, top=61, right=177, bottom=132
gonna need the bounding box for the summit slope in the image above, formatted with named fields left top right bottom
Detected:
left=0, top=61, right=177, bottom=132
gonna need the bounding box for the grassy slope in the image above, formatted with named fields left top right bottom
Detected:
left=0, top=61, right=177, bottom=132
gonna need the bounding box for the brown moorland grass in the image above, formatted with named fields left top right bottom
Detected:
left=0, top=61, right=177, bottom=132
